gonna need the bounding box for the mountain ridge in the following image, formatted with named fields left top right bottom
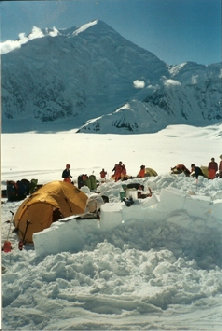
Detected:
left=1, top=20, right=221, bottom=133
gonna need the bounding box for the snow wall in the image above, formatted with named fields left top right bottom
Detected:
left=33, top=188, right=222, bottom=268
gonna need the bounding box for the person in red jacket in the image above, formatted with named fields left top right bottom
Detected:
left=100, top=168, right=107, bottom=182
left=219, top=155, right=222, bottom=178
left=171, top=164, right=190, bottom=177
left=137, top=165, right=146, bottom=178
left=208, top=157, right=218, bottom=179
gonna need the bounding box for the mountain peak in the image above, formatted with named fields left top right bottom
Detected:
left=72, top=20, right=99, bottom=36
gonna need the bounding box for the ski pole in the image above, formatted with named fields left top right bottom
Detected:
left=18, top=220, right=30, bottom=250
left=6, top=211, right=14, bottom=240
left=2, top=211, right=14, bottom=253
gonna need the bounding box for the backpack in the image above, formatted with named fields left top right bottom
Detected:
left=16, top=180, right=27, bottom=200
left=78, top=175, right=85, bottom=189
left=6, top=181, right=18, bottom=202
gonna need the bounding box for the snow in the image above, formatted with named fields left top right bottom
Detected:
left=1, top=124, right=222, bottom=330
left=72, top=20, right=98, bottom=36
left=133, top=80, right=145, bottom=88
left=164, top=79, right=181, bottom=87
left=28, top=26, right=44, bottom=40
left=0, top=26, right=52, bottom=55
left=78, top=63, right=222, bottom=134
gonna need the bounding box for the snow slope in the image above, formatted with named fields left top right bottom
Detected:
left=1, top=124, right=222, bottom=330
left=78, top=62, right=222, bottom=134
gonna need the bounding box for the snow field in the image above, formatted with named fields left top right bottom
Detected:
left=1, top=124, right=222, bottom=330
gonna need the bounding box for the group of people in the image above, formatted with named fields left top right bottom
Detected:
left=61, top=162, right=146, bottom=188
left=111, top=163, right=158, bottom=180
left=112, top=161, right=127, bottom=181
left=62, top=155, right=222, bottom=188
left=171, top=155, right=222, bottom=179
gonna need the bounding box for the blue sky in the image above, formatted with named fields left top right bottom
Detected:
left=0, top=0, right=221, bottom=65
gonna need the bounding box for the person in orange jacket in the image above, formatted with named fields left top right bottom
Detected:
left=112, top=162, right=123, bottom=181
left=208, top=158, right=218, bottom=179
left=121, top=164, right=127, bottom=180
left=137, top=165, right=146, bottom=178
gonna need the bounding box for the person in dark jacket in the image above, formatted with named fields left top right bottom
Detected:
left=62, top=164, right=72, bottom=183
left=191, top=164, right=204, bottom=179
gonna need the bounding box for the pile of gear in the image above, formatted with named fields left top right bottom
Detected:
left=3, top=178, right=39, bottom=202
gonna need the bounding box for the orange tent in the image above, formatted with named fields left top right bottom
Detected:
left=13, top=181, right=88, bottom=243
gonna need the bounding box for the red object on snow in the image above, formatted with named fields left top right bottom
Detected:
left=2, top=240, right=12, bottom=253
left=18, top=241, right=24, bottom=250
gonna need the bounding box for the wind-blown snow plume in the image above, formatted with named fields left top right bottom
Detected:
left=0, top=26, right=59, bottom=54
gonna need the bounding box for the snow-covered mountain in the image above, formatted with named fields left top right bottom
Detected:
left=78, top=62, right=222, bottom=134
left=1, top=20, right=221, bottom=133
left=1, top=20, right=169, bottom=132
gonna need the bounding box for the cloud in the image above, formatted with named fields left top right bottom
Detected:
left=133, top=80, right=145, bottom=89
left=164, top=79, right=181, bottom=87
left=48, top=27, right=59, bottom=37
left=0, top=38, right=27, bottom=55
left=28, top=26, right=44, bottom=40
left=0, top=26, right=59, bottom=55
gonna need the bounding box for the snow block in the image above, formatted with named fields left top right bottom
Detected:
left=184, top=195, right=211, bottom=219
left=158, top=189, right=215, bottom=220
left=33, top=217, right=99, bottom=257
left=211, top=199, right=222, bottom=221
left=99, top=203, right=123, bottom=230
left=100, top=196, right=159, bottom=226
left=159, top=188, right=186, bottom=213
left=122, top=195, right=158, bottom=220
left=140, top=194, right=159, bottom=207
left=122, top=204, right=145, bottom=220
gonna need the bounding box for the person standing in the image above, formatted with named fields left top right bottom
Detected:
left=208, top=158, right=218, bottom=179
left=112, top=162, right=123, bottom=181
left=121, top=164, right=127, bottom=180
left=137, top=165, right=146, bottom=178
left=100, top=168, right=107, bottom=182
left=62, top=164, right=72, bottom=183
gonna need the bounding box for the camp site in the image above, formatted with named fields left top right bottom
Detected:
left=1, top=125, right=222, bottom=330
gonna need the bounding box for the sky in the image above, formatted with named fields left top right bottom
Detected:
left=0, top=0, right=221, bottom=65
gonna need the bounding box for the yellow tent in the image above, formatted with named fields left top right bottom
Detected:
left=13, top=181, right=88, bottom=243
left=145, top=167, right=158, bottom=177
left=200, top=166, right=209, bottom=178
